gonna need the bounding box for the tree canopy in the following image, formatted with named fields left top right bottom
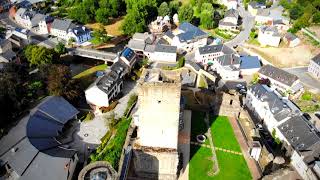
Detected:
left=24, top=45, right=55, bottom=67
left=158, top=2, right=170, bottom=17
left=178, top=4, right=194, bottom=23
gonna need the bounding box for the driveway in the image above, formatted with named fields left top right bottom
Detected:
left=225, top=6, right=255, bottom=47
left=283, top=67, right=320, bottom=93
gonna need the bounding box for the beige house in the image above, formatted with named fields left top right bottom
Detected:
left=283, top=32, right=300, bottom=48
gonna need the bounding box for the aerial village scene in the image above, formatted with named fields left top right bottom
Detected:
left=0, top=0, right=320, bottom=180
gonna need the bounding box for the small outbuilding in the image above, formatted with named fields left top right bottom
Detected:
left=240, top=55, right=261, bottom=75
left=283, top=32, right=300, bottom=48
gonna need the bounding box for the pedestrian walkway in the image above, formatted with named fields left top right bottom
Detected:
left=229, top=117, right=262, bottom=179
left=190, top=141, right=243, bottom=156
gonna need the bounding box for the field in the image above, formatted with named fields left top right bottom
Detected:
left=86, top=17, right=124, bottom=36
left=189, top=112, right=252, bottom=180
left=210, top=116, right=241, bottom=152
left=73, top=64, right=107, bottom=79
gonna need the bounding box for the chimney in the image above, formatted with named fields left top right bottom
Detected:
left=82, top=26, right=86, bottom=31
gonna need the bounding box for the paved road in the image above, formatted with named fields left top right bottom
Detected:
left=283, top=67, right=320, bottom=93
left=225, top=5, right=255, bottom=47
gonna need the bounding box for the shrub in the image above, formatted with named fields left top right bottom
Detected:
left=301, top=91, right=312, bottom=101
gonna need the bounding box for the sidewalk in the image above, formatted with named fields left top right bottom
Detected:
left=229, top=117, right=262, bottom=180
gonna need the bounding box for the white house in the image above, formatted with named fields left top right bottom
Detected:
left=248, top=1, right=266, bottom=16
left=14, top=8, right=34, bottom=29
left=67, top=26, right=91, bottom=45
left=277, top=116, right=320, bottom=180
left=283, top=32, right=300, bottom=48
left=35, top=15, right=54, bottom=34
left=258, top=65, right=304, bottom=97
left=144, top=44, right=177, bottom=63
left=240, top=55, right=261, bottom=75
left=245, top=84, right=300, bottom=133
left=50, top=19, right=73, bottom=40
left=258, top=26, right=281, bottom=47
left=195, top=44, right=235, bottom=65
left=223, top=0, right=238, bottom=10
left=272, top=19, right=290, bottom=33
left=255, top=9, right=273, bottom=25
left=218, top=9, right=239, bottom=31
left=308, top=54, right=320, bottom=79
left=171, top=22, right=208, bottom=52
left=212, top=54, right=241, bottom=80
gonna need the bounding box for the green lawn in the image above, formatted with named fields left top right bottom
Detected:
left=191, top=111, right=209, bottom=145
left=189, top=145, right=214, bottom=180
left=210, top=116, right=241, bottom=152
left=212, top=151, right=252, bottom=180
left=73, top=64, right=107, bottom=79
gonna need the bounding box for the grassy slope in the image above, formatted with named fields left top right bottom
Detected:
left=73, top=64, right=107, bottom=79
left=210, top=116, right=241, bottom=152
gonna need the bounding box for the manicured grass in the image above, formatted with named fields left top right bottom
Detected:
left=213, top=151, right=252, bottom=180
left=191, top=111, right=209, bottom=145
left=73, top=64, right=107, bottom=79
left=189, top=145, right=214, bottom=180
left=210, top=116, right=241, bottom=152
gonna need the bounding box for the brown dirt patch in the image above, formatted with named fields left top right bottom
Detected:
left=85, top=17, right=124, bottom=36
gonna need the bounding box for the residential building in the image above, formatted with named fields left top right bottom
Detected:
left=240, top=55, right=261, bottom=75
left=36, top=15, right=54, bottom=34
left=248, top=1, right=266, bottom=16
left=149, top=16, right=171, bottom=34
left=195, top=44, right=235, bottom=65
left=258, top=65, right=304, bottom=96
left=308, top=54, right=320, bottom=79
left=272, top=19, right=290, bottom=33
left=131, top=68, right=181, bottom=179
left=283, top=32, right=300, bottom=48
left=223, top=0, right=238, bottom=10
left=85, top=48, right=136, bottom=111
left=163, top=30, right=175, bottom=44
left=0, top=39, right=16, bottom=63
left=212, top=54, right=241, bottom=80
left=0, top=96, right=79, bottom=180
left=277, top=116, right=320, bottom=180
left=127, top=32, right=154, bottom=55
left=50, top=19, right=73, bottom=40
left=67, top=26, right=92, bottom=45
left=255, top=9, right=272, bottom=25
left=245, top=84, right=301, bottom=133
left=12, top=27, right=30, bottom=42
left=218, top=9, right=239, bottom=31
left=258, top=26, right=281, bottom=47
left=171, top=22, right=208, bottom=52
left=143, top=44, right=177, bottom=63
left=246, top=84, right=320, bottom=180
left=14, top=8, right=35, bottom=29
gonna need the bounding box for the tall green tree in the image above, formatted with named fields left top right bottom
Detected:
left=169, top=0, right=180, bottom=16
left=289, top=4, right=304, bottom=20
left=54, top=42, right=66, bottom=55
left=200, top=10, right=214, bottom=29
left=178, top=4, right=194, bottom=23
left=95, top=8, right=110, bottom=24
left=24, top=45, right=55, bottom=67
left=158, top=2, right=170, bottom=16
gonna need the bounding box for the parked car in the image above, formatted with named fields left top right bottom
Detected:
left=303, top=113, right=311, bottom=120
left=315, top=112, right=320, bottom=120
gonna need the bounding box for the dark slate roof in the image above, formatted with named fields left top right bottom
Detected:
left=284, top=32, right=298, bottom=41
left=51, top=19, right=72, bottom=31
left=127, top=39, right=146, bottom=51
left=258, top=65, right=299, bottom=86
left=240, top=56, right=261, bottom=69
left=144, top=44, right=155, bottom=53
left=225, top=9, right=239, bottom=19
left=249, top=1, right=265, bottom=8
left=198, top=44, right=235, bottom=55
left=185, top=60, right=201, bottom=71
left=121, top=47, right=135, bottom=62
left=165, top=30, right=174, bottom=38
left=311, top=54, right=320, bottom=65
left=278, top=116, right=320, bottom=163
left=0, top=96, right=78, bottom=178
left=260, top=26, right=280, bottom=37
left=257, top=8, right=270, bottom=16
left=248, top=84, right=299, bottom=121
left=154, top=44, right=177, bottom=53
left=30, top=13, right=45, bottom=27
left=217, top=54, right=241, bottom=66
left=177, top=22, right=208, bottom=42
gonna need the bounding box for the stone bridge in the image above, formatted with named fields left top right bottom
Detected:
left=68, top=48, right=117, bottom=63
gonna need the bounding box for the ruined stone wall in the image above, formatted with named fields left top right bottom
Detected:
left=132, top=150, right=179, bottom=180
